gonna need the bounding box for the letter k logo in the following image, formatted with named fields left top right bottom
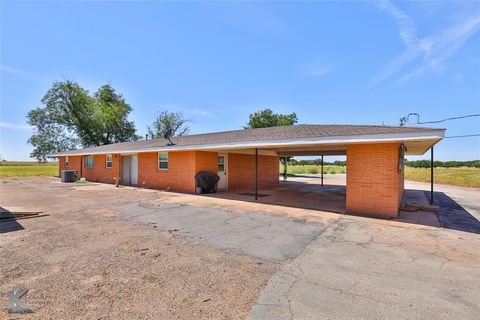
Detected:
left=8, top=288, right=33, bottom=314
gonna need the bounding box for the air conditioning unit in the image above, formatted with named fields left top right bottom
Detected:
left=61, top=170, right=77, bottom=182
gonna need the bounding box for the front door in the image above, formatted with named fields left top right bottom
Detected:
left=130, top=155, right=138, bottom=185
left=121, top=155, right=138, bottom=186
left=121, top=156, right=131, bottom=185
left=217, top=153, right=228, bottom=190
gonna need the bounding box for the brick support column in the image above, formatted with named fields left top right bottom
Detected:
left=346, top=143, right=404, bottom=218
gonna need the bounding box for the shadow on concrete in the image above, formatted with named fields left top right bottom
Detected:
left=399, top=189, right=480, bottom=234
left=209, top=180, right=346, bottom=214
left=433, top=191, right=480, bottom=235
left=208, top=180, right=480, bottom=235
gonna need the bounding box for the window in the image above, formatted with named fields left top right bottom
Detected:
left=85, top=155, right=94, bottom=168
left=106, top=154, right=113, bottom=168
left=218, top=155, right=225, bottom=172
left=158, top=152, right=168, bottom=170
left=64, top=156, right=69, bottom=167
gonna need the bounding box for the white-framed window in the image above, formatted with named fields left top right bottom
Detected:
left=85, top=155, right=94, bottom=168
left=158, top=152, right=168, bottom=170
left=64, top=156, right=69, bottom=167
left=218, top=155, right=225, bottom=172
left=106, top=154, right=113, bottom=168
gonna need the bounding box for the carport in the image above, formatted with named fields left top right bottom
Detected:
left=211, top=130, right=443, bottom=219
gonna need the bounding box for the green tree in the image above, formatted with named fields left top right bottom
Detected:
left=147, top=110, right=189, bottom=138
left=245, top=108, right=298, bottom=128
left=93, top=85, right=137, bottom=144
left=27, top=80, right=138, bottom=162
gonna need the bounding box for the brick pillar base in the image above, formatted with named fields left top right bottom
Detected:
left=346, top=143, right=404, bottom=218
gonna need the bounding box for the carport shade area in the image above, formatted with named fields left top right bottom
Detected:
left=49, top=124, right=445, bottom=218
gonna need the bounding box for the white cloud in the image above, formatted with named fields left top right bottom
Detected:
left=0, top=64, right=46, bottom=81
left=220, top=2, right=285, bottom=31
left=158, top=104, right=215, bottom=118
left=300, top=59, right=334, bottom=77
left=181, top=108, right=214, bottom=118
left=453, top=73, right=464, bottom=82
left=371, top=0, right=480, bottom=86
left=0, top=121, right=32, bottom=130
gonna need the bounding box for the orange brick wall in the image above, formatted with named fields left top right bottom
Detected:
left=59, top=155, right=120, bottom=184
left=83, top=154, right=121, bottom=183
left=137, top=151, right=197, bottom=193
left=195, top=151, right=218, bottom=173
left=346, top=143, right=404, bottom=218
left=228, top=153, right=279, bottom=190
left=59, top=156, right=82, bottom=177
left=59, top=151, right=279, bottom=193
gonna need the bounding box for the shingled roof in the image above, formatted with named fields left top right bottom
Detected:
left=49, top=124, right=445, bottom=156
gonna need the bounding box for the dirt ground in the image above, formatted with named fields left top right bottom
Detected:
left=0, top=178, right=277, bottom=319
left=1, top=176, right=479, bottom=319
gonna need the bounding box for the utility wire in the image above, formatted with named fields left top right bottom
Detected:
left=400, top=113, right=480, bottom=126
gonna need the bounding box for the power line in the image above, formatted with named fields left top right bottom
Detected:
left=400, top=113, right=480, bottom=126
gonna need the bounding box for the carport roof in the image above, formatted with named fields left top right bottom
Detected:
left=48, top=124, right=445, bottom=157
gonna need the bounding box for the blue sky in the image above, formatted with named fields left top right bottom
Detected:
left=1, top=0, right=479, bottom=161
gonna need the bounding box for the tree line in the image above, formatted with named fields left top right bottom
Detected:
left=27, top=80, right=298, bottom=161
left=288, top=159, right=347, bottom=166
left=405, top=160, right=480, bottom=168
left=287, top=159, right=480, bottom=168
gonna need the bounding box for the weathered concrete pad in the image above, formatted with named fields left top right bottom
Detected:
left=115, top=202, right=335, bottom=262
left=249, top=217, right=480, bottom=319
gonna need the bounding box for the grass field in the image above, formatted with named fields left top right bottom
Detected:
left=280, top=164, right=346, bottom=175
left=281, top=165, right=479, bottom=188
left=405, top=167, right=480, bottom=188
left=0, top=161, right=59, bottom=177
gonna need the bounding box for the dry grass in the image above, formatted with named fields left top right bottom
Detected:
left=0, top=161, right=58, bottom=177
left=280, top=165, right=346, bottom=175
left=281, top=165, right=479, bottom=188
left=405, top=167, right=480, bottom=188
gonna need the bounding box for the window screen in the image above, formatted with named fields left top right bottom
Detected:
left=158, top=152, right=168, bottom=170
left=85, top=155, right=94, bottom=168
left=106, top=154, right=113, bottom=168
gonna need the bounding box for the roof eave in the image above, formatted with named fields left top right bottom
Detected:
left=47, top=129, right=445, bottom=157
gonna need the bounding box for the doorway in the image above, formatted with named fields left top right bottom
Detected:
left=218, top=153, right=228, bottom=190
left=121, top=155, right=138, bottom=186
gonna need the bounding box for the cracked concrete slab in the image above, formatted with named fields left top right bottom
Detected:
left=249, top=217, right=480, bottom=319
left=114, top=202, right=334, bottom=262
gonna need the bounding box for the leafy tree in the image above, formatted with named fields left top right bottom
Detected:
left=245, top=108, right=298, bottom=128
left=27, top=80, right=138, bottom=162
left=147, top=110, right=189, bottom=138
left=93, top=85, right=137, bottom=144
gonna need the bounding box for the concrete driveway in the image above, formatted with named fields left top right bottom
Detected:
left=1, top=177, right=479, bottom=319
left=115, top=201, right=332, bottom=262
left=112, top=177, right=480, bottom=319
left=247, top=179, right=480, bottom=319
left=248, top=216, right=480, bottom=319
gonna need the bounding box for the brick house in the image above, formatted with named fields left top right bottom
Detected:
left=50, top=124, right=444, bottom=218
